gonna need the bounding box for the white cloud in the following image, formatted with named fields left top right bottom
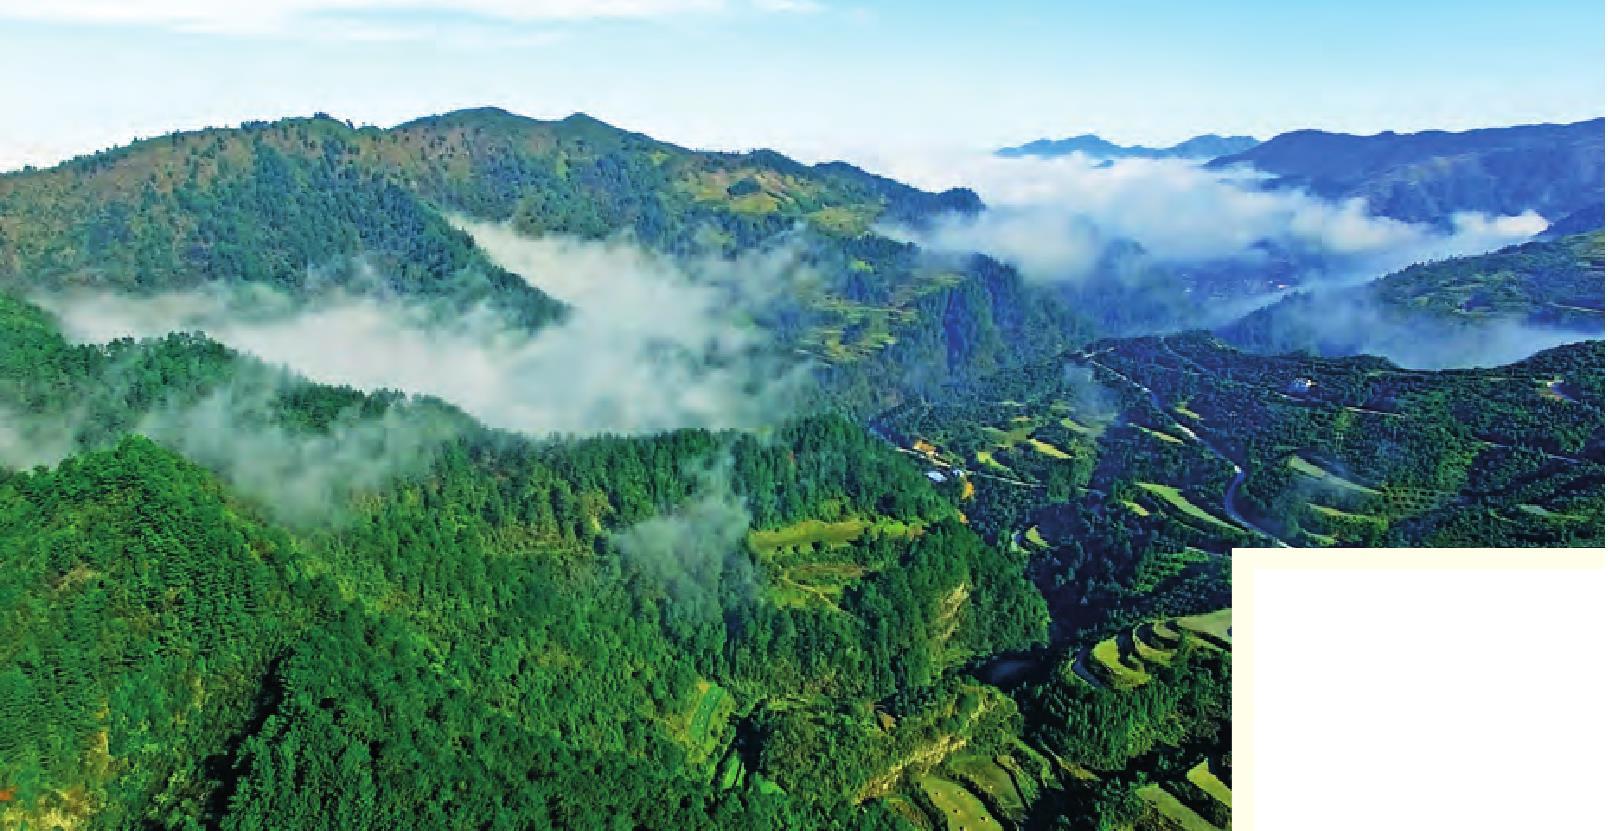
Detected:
left=611, top=455, right=755, bottom=605
left=880, top=151, right=1546, bottom=284
left=1232, top=298, right=1600, bottom=370
left=136, top=381, right=460, bottom=523
left=751, top=0, right=822, bottom=12
left=35, top=224, right=813, bottom=438
left=0, top=405, right=79, bottom=469
left=0, top=1, right=738, bottom=36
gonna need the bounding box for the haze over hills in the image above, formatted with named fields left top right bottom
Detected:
left=905, top=119, right=1597, bottom=337
left=0, top=106, right=1603, bottom=831
left=0, top=107, right=974, bottom=316
left=0, top=107, right=1065, bottom=418
left=1219, top=230, right=1606, bottom=366
left=1208, top=118, right=1606, bottom=225
left=1542, top=201, right=1607, bottom=237
left=3, top=0, right=1602, bottom=826
left=996, top=133, right=1260, bottom=160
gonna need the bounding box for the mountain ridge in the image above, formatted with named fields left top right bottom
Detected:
left=0, top=107, right=1061, bottom=417
left=996, top=132, right=1260, bottom=160
left=1217, top=230, right=1605, bottom=364
left=1207, top=117, right=1605, bottom=224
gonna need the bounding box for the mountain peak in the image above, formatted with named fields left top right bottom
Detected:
left=396, top=106, right=538, bottom=130
left=559, top=111, right=610, bottom=126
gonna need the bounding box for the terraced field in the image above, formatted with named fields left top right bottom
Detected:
left=801, top=270, right=968, bottom=364
left=919, top=774, right=1001, bottom=831
left=1073, top=333, right=1604, bottom=549
left=1135, top=424, right=1187, bottom=445
left=1187, top=759, right=1232, bottom=809
left=981, top=422, right=1036, bottom=447
left=1025, top=612, right=1233, bottom=830
left=1026, top=438, right=1074, bottom=459
left=1090, top=637, right=1153, bottom=690
left=1129, top=548, right=1213, bottom=593
left=673, top=681, right=737, bottom=766
left=891, top=741, right=1059, bottom=831
left=748, top=517, right=876, bottom=553
left=1138, top=784, right=1221, bottom=831
left=1309, top=503, right=1390, bottom=538
left=1175, top=609, right=1232, bottom=647
left=1286, top=455, right=1381, bottom=496
left=1517, top=503, right=1592, bottom=522
left=948, top=755, right=1029, bottom=819
left=1060, top=415, right=1104, bottom=436
left=1070, top=609, right=1231, bottom=691
left=749, top=516, right=923, bottom=611
left=1136, top=483, right=1242, bottom=534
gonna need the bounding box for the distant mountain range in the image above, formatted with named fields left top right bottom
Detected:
left=1209, top=118, right=1605, bottom=225
left=995, top=133, right=1260, bottom=160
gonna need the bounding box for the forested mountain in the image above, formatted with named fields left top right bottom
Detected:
left=0, top=108, right=977, bottom=292
left=0, top=108, right=1064, bottom=412
left=1207, top=118, right=1605, bottom=225
left=1, top=107, right=1602, bottom=831
left=1219, top=231, right=1605, bottom=361
left=0, top=290, right=1052, bottom=829
left=996, top=133, right=1259, bottom=160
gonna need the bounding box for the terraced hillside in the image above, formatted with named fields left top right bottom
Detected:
left=1013, top=610, right=1233, bottom=831
left=1077, top=334, right=1605, bottom=549
left=867, top=331, right=1600, bottom=647
left=3, top=104, right=1603, bottom=831
left=768, top=610, right=1237, bottom=831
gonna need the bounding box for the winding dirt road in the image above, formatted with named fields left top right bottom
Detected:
left=1079, top=350, right=1291, bottom=548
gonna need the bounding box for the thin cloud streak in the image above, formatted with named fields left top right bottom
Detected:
left=0, top=1, right=794, bottom=37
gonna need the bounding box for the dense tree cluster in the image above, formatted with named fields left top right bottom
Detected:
left=0, top=296, right=1051, bottom=829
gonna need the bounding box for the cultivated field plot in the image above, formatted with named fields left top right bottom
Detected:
left=919, top=774, right=1002, bottom=831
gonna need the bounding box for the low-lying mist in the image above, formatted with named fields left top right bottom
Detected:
left=1220, top=295, right=1603, bottom=370
left=0, top=404, right=78, bottom=469
left=35, top=221, right=814, bottom=438
left=878, top=152, right=1547, bottom=286
left=869, top=149, right=1575, bottom=359
left=611, top=454, right=755, bottom=612
left=0, top=348, right=459, bottom=524
left=138, top=381, right=460, bottom=522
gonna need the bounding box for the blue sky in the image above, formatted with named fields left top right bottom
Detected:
left=0, top=0, right=1602, bottom=171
